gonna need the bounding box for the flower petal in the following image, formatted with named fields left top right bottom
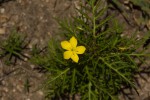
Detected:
left=71, top=53, right=79, bottom=63
left=70, top=36, right=77, bottom=48
left=61, top=41, right=71, bottom=50
left=76, top=46, right=86, bottom=54
left=64, top=51, right=72, bottom=59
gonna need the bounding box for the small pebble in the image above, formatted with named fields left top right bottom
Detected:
left=30, top=65, right=35, bottom=69
left=12, top=89, right=16, bottom=92
left=0, top=28, right=6, bottom=34
left=37, top=90, right=44, bottom=96
left=45, top=0, right=49, bottom=3
left=3, top=87, right=8, bottom=92
left=1, top=80, right=5, bottom=85
left=16, top=85, right=23, bottom=92
left=0, top=8, right=5, bottom=13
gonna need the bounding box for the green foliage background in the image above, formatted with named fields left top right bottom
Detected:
left=30, top=0, right=150, bottom=100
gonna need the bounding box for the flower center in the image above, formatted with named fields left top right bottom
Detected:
left=71, top=48, right=77, bottom=55
left=71, top=47, right=76, bottom=52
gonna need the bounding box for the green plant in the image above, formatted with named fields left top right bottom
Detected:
left=31, top=0, right=150, bottom=100
left=0, top=30, right=29, bottom=65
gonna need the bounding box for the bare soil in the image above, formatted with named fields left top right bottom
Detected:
left=0, top=0, right=150, bottom=100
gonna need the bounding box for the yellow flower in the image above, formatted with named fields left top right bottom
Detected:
left=61, top=36, right=86, bottom=63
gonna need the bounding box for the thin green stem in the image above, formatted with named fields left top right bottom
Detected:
left=93, top=17, right=96, bottom=38
left=71, top=68, right=76, bottom=95
left=88, top=81, right=92, bottom=100
left=47, top=68, right=70, bottom=84
left=92, top=5, right=96, bottom=38
left=99, top=57, right=135, bottom=87
left=97, top=85, right=117, bottom=100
